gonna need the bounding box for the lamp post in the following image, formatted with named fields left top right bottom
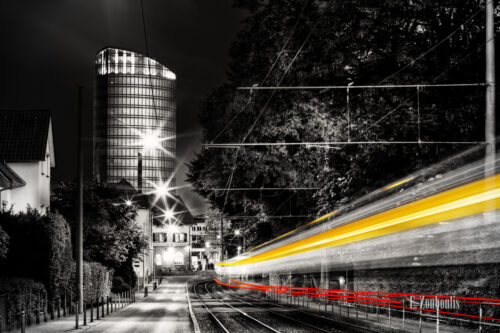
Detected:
left=75, top=86, right=83, bottom=328
left=235, top=229, right=246, bottom=253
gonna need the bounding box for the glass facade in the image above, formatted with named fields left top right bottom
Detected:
left=93, top=47, right=176, bottom=191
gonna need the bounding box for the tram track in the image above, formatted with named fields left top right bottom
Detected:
left=218, top=282, right=381, bottom=333
left=194, top=280, right=281, bottom=333
left=195, top=279, right=379, bottom=333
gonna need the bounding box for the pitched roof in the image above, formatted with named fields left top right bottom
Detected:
left=0, top=162, right=26, bottom=190
left=0, top=110, right=52, bottom=162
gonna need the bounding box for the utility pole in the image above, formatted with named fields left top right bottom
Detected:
left=486, top=0, right=496, bottom=176
left=220, top=214, right=224, bottom=261
left=76, top=87, right=84, bottom=327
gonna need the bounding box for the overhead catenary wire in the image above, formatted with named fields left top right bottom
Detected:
left=219, top=1, right=332, bottom=210
left=204, top=141, right=485, bottom=148
left=224, top=215, right=315, bottom=219
left=210, top=0, right=310, bottom=144
left=236, top=83, right=485, bottom=90
left=241, top=1, right=333, bottom=143
left=377, top=1, right=488, bottom=85
left=215, top=2, right=488, bottom=232
left=208, top=187, right=319, bottom=191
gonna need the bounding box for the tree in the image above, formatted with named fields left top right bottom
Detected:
left=51, top=182, right=148, bottom=271
left=189, top=0, right=488, bottom=247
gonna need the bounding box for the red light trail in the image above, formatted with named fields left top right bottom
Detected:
left=213, top=278, right=500, bottom=323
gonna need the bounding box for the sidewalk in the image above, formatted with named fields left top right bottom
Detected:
left=83, top=276, right=191, bottom=333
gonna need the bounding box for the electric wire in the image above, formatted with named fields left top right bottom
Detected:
left=210, top=0, right=310, bottom=144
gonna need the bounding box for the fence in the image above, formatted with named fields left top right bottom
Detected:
left=265, top=286, right=500, bottom=332
left=0, top=289, right=136, bottom=333
left=217, top=278, right=500, bottom=332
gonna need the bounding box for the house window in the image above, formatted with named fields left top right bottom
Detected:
left=153, top=233, right=167, bottom=243
left=173, top=233, right=187, bottom=243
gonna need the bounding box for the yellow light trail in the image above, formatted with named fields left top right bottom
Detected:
left=383, top=177, right=414, bottom=191
left=246, top=211, right=338, bottom=252
left=218, top=174, right=500, bottom=266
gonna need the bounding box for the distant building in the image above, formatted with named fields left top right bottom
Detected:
left=192, top=215, right=222, bottom=268
left=152, top=195, right=195, bottom=273
left=0, top=110, right=55, bottom=214
left=93, top=47, right=176, bottom=192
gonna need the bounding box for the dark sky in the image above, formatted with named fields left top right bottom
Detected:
left=0, top=0, right=245, bottom=214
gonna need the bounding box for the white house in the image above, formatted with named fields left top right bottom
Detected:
left=152, top=195, right=196, bottom=273
left=0, top=110, right=55, bottom=214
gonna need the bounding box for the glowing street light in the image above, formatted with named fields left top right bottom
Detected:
left=124, top=199, right=133, bottom=207
left=147, top=178, right=179, bottom=207
left=235, top=229, right=246, bottom=253
left=163, top=208, right=175, bottom=220
left=138, top=130, right=163, bottom=151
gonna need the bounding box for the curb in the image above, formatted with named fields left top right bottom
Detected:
left=185, top=282, right=201, bottom=333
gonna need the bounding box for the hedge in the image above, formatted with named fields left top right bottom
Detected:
left=0, top=210, right=73, bottom=303
left=82, top=261, right=112, bottom=303
left=0, top=226, right=8, bottom=260
left=0, top=278, right=47, bottom=328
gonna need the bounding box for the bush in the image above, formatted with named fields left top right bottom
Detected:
left=0, top=278, right=47, bottom=327
left=111, top=276, right=131, bottom=293
left=0, top=226, right=8, bottom=260
left=0, top=210, right=74, bottom=302
left=82, top=261, right=112, bottom=303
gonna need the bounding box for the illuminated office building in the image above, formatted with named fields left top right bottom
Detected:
left=93, top=47, right=176, bottom=191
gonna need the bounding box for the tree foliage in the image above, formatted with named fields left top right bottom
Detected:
left=0, top=209, right=73, bottom=301
left=189, top=0, right=490, bottom=247
left=0, top=225, right=8, bottom=260
left=51, top=182, right=148, bottom=270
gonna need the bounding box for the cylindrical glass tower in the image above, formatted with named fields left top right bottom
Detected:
left=93, top=47, right=176, bottom=192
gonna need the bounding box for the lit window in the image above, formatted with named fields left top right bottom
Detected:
left=174, top=251, right=184, bottom=265
left=155, top=253, right=162, bottom=265
left=153, top=233, right=167, bottom=243
left=173, top=233, right=187, bottom=243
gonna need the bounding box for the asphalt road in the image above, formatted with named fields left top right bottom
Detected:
left=84, top=276, right=192, bottom=333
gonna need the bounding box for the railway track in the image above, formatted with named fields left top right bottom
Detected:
left=194, top=280, right=280, bottom=332
left=194, top=279, right=374, bottom=333
left=217, top=281, right=380, bottom=333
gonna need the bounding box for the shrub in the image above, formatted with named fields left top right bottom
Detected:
left=0, top=226, right=8, bottom=260
left=111, top=276, right=131, bottom=293
left=0, top=210, right=74, bottom=302
left=82, top=261, right=112, bottom=303
left=0, top=278, right=47, bottom=328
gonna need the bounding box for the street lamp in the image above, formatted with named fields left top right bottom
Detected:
left=234, top=229, right=246, bottom=253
